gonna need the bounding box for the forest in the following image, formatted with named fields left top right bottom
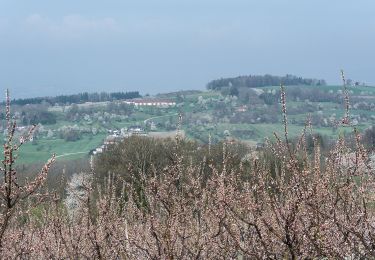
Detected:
left=206, top=74, right=326, bottom=91
left=10, top=91, right=141, bottom=106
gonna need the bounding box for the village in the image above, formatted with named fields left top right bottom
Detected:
left=88, top=97, right=179, bottom=155
left=90, top=125, right=146, bottom=155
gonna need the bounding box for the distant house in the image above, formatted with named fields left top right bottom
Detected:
left=16, top=126, right=27, bottom=132
left=91, top=126, right=148, bottom=156
left=104, top=135, right=123, bottom=146
left=127, top=125, right=143, bottom=131
left=90, top=146, right=104, bottom=155
left=236, top=105, right=248, bottom=112
left=127, top=125, right=146, bottom=135
left=124, top=98, right=176, bottom=107
left=150, top=121, right=157, bottom=131
left=256, top=142, right=265, bottom=150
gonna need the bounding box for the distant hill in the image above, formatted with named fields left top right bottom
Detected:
left=10, top=91, right=141, bottom=106
left=207, top=74, right=326, bottom=90
left=156, top=90, right=203, bottom=98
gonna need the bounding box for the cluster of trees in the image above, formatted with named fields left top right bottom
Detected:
left=286, top=86, right=338, bottom=103
left=207, top=74, right=326, bottom=90
left=11, top=91, right=141, bottom=106
left=0, top=103, right=58, bottom=126
left=230, top=108, right=279, bottom=124
left=363, top=126, right=375, bottom=151
left=21, top=110, right=57, bottom=125
left=65, top=102, right=133, bottom=122
left=94, top=137, right=248, bottom=188
left=59, top=127, right=81, bottom=142
left=259, top=91, right=280, bottom=105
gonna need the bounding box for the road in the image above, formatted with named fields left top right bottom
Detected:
left=55, top=151, right=88, bottom=159
left=143, top=113, right=179, bottom=124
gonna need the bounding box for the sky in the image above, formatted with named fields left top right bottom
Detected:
left=0, top=0, right=374, bottom=98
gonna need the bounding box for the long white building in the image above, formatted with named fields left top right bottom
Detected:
left=124, top=98, right=176, bottom=107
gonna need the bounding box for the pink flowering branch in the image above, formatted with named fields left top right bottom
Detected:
left=0, top=89, right=55, bottom=249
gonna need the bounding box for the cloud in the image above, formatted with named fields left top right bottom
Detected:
left=24, top=14, right=118, bottom=40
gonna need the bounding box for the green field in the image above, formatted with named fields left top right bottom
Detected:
left=216, top=123, right=357, bottom=141
left=259, top=85, right=375, bottom=95
left=16, top=134, right=106, bottom=165
left=6, top=84, right=375, bottom=165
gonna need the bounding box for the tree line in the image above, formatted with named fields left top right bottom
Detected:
left=207, top=74, right=326, bottom=90
left=10, top=91, right=141, bottom=106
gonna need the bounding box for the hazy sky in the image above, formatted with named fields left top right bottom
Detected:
left=0, top=0, right=374, bottom=98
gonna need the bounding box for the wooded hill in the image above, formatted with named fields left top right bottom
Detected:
left=207, top=74, right=326, bottom=90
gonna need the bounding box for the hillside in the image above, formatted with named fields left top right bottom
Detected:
left=4, top=83, right=375, bottom=165
left=206, top=74, right=326, bottom=91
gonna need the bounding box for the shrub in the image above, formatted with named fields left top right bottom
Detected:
left=0, top=90, right=55, bottom=252
left=1, top=82, right=375, bottom=258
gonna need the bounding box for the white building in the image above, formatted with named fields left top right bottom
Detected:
left=124, top=98, right=176, bottom=107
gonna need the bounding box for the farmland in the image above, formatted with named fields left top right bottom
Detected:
left=5, top=84, right=375, bottom=165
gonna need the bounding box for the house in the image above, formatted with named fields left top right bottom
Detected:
left=125, top=126, right=147, bottom=137
left=104, top=135, right=123, bottom=146
left=150, top=121, right=157, bottom=131
left=236, top=105, right=248, bottom=112
left=127, top=125, right=144, bottom=133
left=91, top=126, right=148, bottom=157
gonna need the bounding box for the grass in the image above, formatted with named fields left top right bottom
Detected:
left=15, top=134, right=106, bottom=165
left=258, top=85, right=375, bottom=95
left=215, top=123, right=357, bottom=142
